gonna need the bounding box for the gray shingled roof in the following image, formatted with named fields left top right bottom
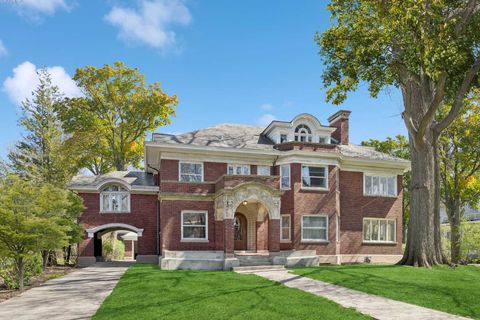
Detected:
left=153, top=124, right=275, bottom=150
left=153, top=123, right=408, bottom=163
left=70, top=171, right=157, bottom=188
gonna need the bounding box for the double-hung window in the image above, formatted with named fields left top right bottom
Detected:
left=181, top=211, right=208, bottom=241
left=363, top=218, right=396, bottom=243
left=179, top=162, right=203, bottom=182
left=280, top=164, right=290, bottom=189
left=100, top=185, right=130, bottom=213
left=364, top=174, right=396, bottom=197
left=301, top=215, right=328, bottom=241
left=257, top=165, right=271, bottom=176
left=228, top=164, right=250, bottom=175
left=281, top=215, right=291, bottom=241
left=302, top=165, right=328, bottom=189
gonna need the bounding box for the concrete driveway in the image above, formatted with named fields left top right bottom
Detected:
left=0, top=262, right=131, bottom=320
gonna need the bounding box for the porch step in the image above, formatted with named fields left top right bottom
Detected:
left=235, top=254, right=272, bottom=266
left=233, top=265, right=286, bottom=273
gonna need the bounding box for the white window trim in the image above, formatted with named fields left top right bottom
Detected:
left=301, top=164, right=329, bottom=191
left=99, top=187, right=131, bottom=214
left=181, top=210, right=209, bottom=242
left=279, top=133, right=288, bottom=143
left=178, top=161, right=204, bottom=182
left=362, top=218, right=397, bottom=244
left=280, top=164, right=291, bottom=190
left=227, top=163, right=251, bottom=175
left=280, top=214, right=291, bottom=242
left=363, top=173, right=397, bottom=198
left=318, top=135, right=331, bottom=144
left=301, top=214, right=329, bottom=242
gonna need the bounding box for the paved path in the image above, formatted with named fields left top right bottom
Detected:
left=0, top=262, right=131, bottom=320
left=246, top=269, right=471, bottom=320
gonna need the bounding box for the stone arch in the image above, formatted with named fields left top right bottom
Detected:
left=222, top=182, right=281, bottom=220
left=85, top=223, right=144, bottom=238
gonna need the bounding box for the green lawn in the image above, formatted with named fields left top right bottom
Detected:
left=93, top=264, right=370, bottom=320
left=291, top=264, right=480, bottom=319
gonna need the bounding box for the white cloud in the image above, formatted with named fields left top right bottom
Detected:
left=2, top=61, right=82, bottom=106
left=259, top=103, right=273, bottom=111
left=0, top=40, right=7, bottom=57
left=257, top=114, right=276, bottom=127
left=7, top=0, right=71, bottom=20
left=104, top=0, right=191, bottom=49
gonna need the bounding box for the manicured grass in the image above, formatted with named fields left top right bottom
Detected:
left=291, top=264, right=480, bottom=319
left=93, top=264, right=370, bottom=320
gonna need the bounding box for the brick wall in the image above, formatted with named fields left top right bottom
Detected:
left=78, top=193, right=158, bottom=257
left=339, top=171, right=403, bottom=255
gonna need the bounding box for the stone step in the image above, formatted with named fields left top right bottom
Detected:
left=236, top=255, right=272, bottom=266
left=233, top=265, right=286, bottom=273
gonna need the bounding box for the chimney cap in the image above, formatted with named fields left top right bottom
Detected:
left=328, top=110, right=351, bottom=123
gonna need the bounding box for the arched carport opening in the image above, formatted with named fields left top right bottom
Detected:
left=85, top=224, right=144, bottom=262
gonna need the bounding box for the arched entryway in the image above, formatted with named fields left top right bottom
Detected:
left=85, top=223, right=144, bottom=262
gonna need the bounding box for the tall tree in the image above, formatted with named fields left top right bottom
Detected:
left=0, top=175, right=83, bottom=291
left=438, top=94, right=480, bottom=263
left=318, top=1, right=480, bottom=266
left=57, top=61, right=178, bottom=173
left=8, top=69, right=79, bottom=187
left=361, top=135, right=411, bottom=239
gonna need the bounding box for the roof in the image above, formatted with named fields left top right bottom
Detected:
left=153, top=123, right=275, bottom=150
left=70, top=171, right=157, bottom=189
left=152, top=124, right=408, bottom=163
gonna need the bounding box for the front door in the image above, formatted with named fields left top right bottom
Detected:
left=234, top=213, right=247, bottom=251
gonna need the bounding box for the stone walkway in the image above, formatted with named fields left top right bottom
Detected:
left=246, top=269, right=471, bottom=320
left=0, top=262, right=130, bottom=320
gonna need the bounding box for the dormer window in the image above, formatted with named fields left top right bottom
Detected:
left=100, top=184, right=130, bottom=213
left=294, top=124, right=312, bottom=142
left=280, top=134, right=288, bottom=143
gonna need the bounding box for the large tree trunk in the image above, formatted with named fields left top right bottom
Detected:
left=400, top=129, right=445, bottom=266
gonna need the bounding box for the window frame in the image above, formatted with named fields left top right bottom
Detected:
left=318, top=135, right=330, bottom=144
left=181, top=210, right=209, bottom=242
left=301, top=215, right=329, bottom=242
left=178, top=161, right=204, bottom=182
left=279, top=133, right=288, bottom=143
left=362, top=218, right=396, bottom=244
left=227, top=164, right=251, bottom=175
left=280, top=164, right=291, bottom=190
left=301, top=165, right=329, bottom=190
left=280, top=214, right=291, bottom=242
left=294, top=124, right=313, bottom=142
left=257, top=165, right=271, bottom=176
left=363, top=173, right=397, bottom=197
left=99, top=184, right=131, bottom=213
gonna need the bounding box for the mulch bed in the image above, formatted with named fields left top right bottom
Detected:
left=0, top=266, right=75, bottom=302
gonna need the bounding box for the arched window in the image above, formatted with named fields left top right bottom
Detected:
left=100, top=184, right=130, bottom=213
left=294, top=124, right=312, bottom=142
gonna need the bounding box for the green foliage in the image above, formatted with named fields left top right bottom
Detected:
left=292, top=265, right=480, bottom=319
left=94, top=264, right=370, bottom=320
left=101, top=232, right=125, bottom=261
left=443, top=221, right=480, bottom=264
left=57, top=61, right=178, bottom=173
left=361, top=135, right=411, bottom=229
left=318, top=1, right=480, bottom=105
left=0, top=255, right=42, bottom=290
left=8, top=69, right=80, bottom=187
left=0, top=175, right=83, bottom=290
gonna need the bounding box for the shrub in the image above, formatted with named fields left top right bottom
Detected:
left=0, top=254, right=42, bottom=290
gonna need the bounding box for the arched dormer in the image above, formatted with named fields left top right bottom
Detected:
left=261, top=113, right=336, bottom=144
left=100, top=183, right=131, bottom=213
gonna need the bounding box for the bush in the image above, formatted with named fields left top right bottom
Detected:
left=0, top=254, right=42, bottom=290
left=102, top=232, right=125, bottom=261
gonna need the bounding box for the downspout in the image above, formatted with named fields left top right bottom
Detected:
left=148, top=164, right=161, bottom=256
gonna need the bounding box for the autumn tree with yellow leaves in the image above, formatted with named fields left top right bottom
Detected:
left=439, top=90, right=480, bottom=263
left=56, top=62, right=178, bottom=173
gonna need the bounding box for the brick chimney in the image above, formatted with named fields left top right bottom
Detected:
left=328, top=110, right=351, bottom=145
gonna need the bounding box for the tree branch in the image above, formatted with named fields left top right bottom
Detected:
left=435, top=56, right=480, bottom=134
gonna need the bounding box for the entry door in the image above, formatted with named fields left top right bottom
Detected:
left=234, top=213, right=247, bottom=251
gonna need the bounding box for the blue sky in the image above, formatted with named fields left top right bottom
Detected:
left=0, top=0, right=406, bottom=160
